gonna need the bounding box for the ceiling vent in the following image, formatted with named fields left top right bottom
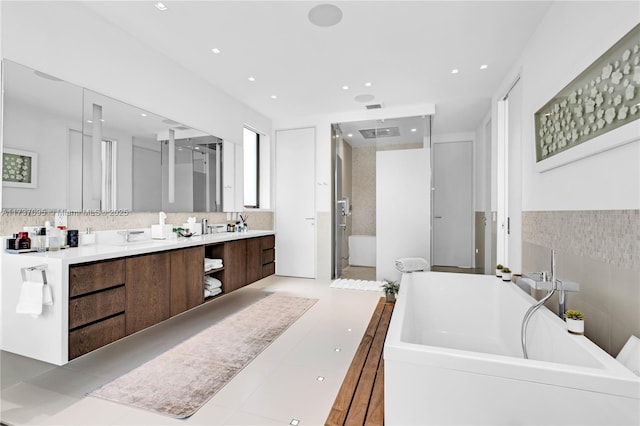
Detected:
left=359, top=126, right=400, bottom=139
left=365, top=103, right=383, bottom=110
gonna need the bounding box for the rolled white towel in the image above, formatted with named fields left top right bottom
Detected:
left=16, top=281, right=43, bottom=316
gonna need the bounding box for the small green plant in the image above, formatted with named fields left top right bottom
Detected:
left=382, top=279, right=400, bottom=295
left=564, top=309, right=584, bottom=321
left=496, top=264, right=504, bottom=270
left=501, top=267, right=511, bottom=273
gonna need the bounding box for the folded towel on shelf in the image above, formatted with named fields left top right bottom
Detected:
left=204, top=276, right=222, bottom=290
left=204, top=287, right=223, bottom=298
left=204, top=258, right=223, bottom=271
left=16, top=281, right=44, bottom=316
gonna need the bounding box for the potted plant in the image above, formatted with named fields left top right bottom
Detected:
left=496, top=264, right=504, bottom=278
left=382, top=279, right=400, bottom=303
left=564, top=309, right=584, bottom=335
left=501, top=267, right=512, bottom=282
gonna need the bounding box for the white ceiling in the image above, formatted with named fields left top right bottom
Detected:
left=82, top=1, right=552, bottom=135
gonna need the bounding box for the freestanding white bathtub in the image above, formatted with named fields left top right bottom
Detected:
left=384, top=271, right=640, bottom=425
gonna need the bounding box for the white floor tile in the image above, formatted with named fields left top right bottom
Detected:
left=0, top=276, right=379, bottom=426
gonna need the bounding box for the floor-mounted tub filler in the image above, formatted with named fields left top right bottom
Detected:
left=384, top=271, right=639, bottom=425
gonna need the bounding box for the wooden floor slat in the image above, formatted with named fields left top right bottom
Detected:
left=326, top=297, right=394, bottom=426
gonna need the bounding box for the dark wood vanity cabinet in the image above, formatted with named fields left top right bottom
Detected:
left=68, top=235, right=273, bottom=360
left=125, top=251, right=172, bottom=335
left=247, top=235, right=276, bottom=284
left=68, top=259, right=126, bottom=360
left=261, top=235, right=276, bottom=278
left=170, top=246, right=204, bottom=316
left=224, top=239, right=247, bottom=293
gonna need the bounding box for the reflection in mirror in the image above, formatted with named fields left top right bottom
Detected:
left=1, top=59, right=83, bottom=209
left=1, top=59, right=225, bottom=212
left=331, top=115, right=430, bottom=279
left=160, top=134, right=223, bottom=213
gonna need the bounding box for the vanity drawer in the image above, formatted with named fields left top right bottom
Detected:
left=262, top=248, right=275, bottom=265
left=261, top=234, right=275, bottom=250
left=68, top=314, right=125, bottom=360
left=262, top=262, right=275, bottom=277
left=69, top=286, right=126, bottom=330
left=70, top=259, right=125, bottom=297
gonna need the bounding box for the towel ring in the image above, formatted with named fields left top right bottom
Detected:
left=20, top=264, right=48, bottom=285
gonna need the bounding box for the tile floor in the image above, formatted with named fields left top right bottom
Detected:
left=1, top=275, right=382, bottom=426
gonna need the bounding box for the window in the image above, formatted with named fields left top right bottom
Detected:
left=243, top=127, right=270, bottom=209
left=243, top=128, right=259, bottom=208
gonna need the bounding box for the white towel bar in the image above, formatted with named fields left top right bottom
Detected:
left=20, top=264, right=48, bottom=285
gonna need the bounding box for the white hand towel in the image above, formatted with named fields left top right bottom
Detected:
left=43, top=284, right=53, bottom=306
left=16, top=281, right=43, bottom=316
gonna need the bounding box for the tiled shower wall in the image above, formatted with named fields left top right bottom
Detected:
left=351, top=146, right=376, bottom=237
left=0, top=211, right=274, bottom=238
left=522, top=210, right=639, bottom=356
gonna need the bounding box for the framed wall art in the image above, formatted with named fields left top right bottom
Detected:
left=2, top=148, right=38, bottom=188
left=534, top=24, right=640, bottom=171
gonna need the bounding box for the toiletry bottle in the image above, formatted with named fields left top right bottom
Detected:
left=57, top=226, right=67, bottom=248
left=15, top=232, right=31, bottom=250
left=44, top=221, right=52, bottom=249
left=6, top=233, right=18, bottom=250
left=35, top=227, right=47, bottom=252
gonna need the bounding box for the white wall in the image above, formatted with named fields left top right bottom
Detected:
left=3, top=100, right=76, bottom=209
left=1, top=1, right=271, bottom=152
left=493, top=1, right=640, bottom=212
left=377, top=145, right=430, bottom=282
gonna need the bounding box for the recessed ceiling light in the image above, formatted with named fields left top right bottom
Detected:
left=347, top=328, right=352, bottom=332
left=480, top=64, right=488, bottom=70
left=211, top=48, right=221, bottom=54
left=154, top=2, right=167, bottom=11
left=342, top=85, right=349, bottom=90
left=411, top=128, right=417, bottom=132
left=195, top=146, right=200, bottom=150
left=248, top=76, right=255, bottom=82
left=308, top=4, right=343, bottom=27
left=364, top=82, right=372, bottom=87
left=451, top=69, right=459, bottom=74
left=86, top=120, right=93, bottom=123
left=316, top=376, right=325, bottom=382
left=347, top=133, right=353, bottom=137
left=334, top=348, right=341, bottom=352
left=270, top=95, right=278, bottom=99
left=141, top=113, right=147, bottom=117
left=290, top=420, right=300, bottom=426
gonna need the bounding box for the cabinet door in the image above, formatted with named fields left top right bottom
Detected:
left=224, top=239, right=246, bottom=292
left=170, top=246, right=204, bottom=316
left=246, top=237, right=262, bottom=285
left=126, top=252, right=171, bottom=335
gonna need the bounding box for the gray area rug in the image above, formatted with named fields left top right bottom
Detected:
left=90, top=293, right=317, bottom=418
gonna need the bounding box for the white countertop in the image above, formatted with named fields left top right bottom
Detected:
left=3, top=230, right=275, bottom=266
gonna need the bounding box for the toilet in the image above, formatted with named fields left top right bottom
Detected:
left=348, top=235, right=376, bottom=267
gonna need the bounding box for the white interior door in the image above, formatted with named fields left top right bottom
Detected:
left=432, top=140, right=473, bottom=267
left=275, top=127, right=315, bottom=278
left=506, top=80, right=523, bottom=274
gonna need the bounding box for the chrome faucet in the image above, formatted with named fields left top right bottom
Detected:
left=520, top=249, right=581, bottom=359
left=119, top=229, right=145, bottom=243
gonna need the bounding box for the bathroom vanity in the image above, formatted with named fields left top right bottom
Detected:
left=1, top=230, right=275, bottom=365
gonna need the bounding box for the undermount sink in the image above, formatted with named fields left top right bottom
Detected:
left=108, top=239, right=176, bottom=247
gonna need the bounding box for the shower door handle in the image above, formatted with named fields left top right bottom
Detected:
left=434, top=216, right=443, bottom=219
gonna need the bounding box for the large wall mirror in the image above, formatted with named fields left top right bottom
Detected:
left=1, top=59, right=224, bottom=213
